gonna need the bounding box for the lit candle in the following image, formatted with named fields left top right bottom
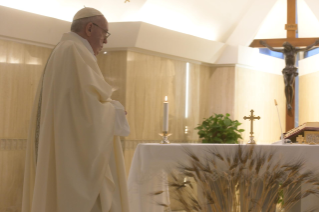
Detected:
left=163, top=96, right=169, bottom=132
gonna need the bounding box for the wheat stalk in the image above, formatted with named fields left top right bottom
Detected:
left=153, top=145, right=319, bottom=212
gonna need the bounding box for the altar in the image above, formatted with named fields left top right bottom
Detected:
left=128, top=143, right=319, bottom=212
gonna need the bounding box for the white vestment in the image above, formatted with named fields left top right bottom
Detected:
left=22, top=32, right=130, bottom=212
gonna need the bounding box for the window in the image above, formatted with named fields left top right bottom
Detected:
left=259, top=48, right=284, bottom=59
left=304, top=47, right=319, bottom=58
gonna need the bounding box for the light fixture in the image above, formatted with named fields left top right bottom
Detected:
left=185, top=63, right=190, bottom=118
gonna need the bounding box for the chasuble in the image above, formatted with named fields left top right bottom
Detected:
left=22, top=32, right=130, bottom=212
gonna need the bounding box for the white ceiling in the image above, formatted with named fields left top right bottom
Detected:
left=0, top=0, right=319, bottom=44
left=255, top=0, right=319, bottom=39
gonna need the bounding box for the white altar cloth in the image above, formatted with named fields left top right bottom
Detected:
left=127, top=143, right=319, bottom=212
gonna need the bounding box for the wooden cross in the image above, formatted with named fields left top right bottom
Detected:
left=250, top=0, right=319, bottom=47
left=244, top=110, right=261, bottom=137
left=249, top=0, right=319, bottom=132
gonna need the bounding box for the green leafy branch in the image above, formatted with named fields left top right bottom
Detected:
left=195, top=113, right=244, bottom=144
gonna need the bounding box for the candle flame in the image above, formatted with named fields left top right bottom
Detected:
left=165, top=96, right=168, bottom=101
left=274, top=99, right=278, bottom=106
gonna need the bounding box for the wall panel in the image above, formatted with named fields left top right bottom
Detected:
left=198, top=66, right=236, bottom=120
left=0, top=39, right=51, bottom=138
left=234, top=66, right=285, bottom=144
left=125, top=51, right=188, bottom=141
left=299, top=72, right=319, bottom=124
left=97, top=51, right=127, bottom=106
left=0, top=39, right=51, bottom=212
left=0, top=140, right=26, bottom=212
left=188, top=65, right=236, bottom=140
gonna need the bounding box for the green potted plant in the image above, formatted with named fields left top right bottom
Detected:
left=195, top=113, right=244, bottom=144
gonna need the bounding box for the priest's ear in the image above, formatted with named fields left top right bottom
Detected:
left=85, top=23, right=93, bottom=36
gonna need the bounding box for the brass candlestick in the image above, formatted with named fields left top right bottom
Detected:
left=159, top=131, right=172, bottom=144
left=248, top=136, right=256, bottom=144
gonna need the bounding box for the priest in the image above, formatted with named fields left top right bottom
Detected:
left=22, top=7, right=130, bottom=212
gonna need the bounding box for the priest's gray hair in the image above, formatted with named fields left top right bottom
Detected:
left=71, top=16, right=99, bottom=33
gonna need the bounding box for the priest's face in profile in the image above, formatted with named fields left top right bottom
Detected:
left=86, top=16, right=109, bottom=55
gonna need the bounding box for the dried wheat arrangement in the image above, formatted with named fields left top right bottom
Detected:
left=153, top=145, right=319, bottom=212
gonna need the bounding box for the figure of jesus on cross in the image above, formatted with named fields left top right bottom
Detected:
left=260, top=39, right=319, bottom=111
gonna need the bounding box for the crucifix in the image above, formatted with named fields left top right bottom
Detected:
left=244, top=110, right=260, bottom=144
left=249, top=0, right=319, bottom=132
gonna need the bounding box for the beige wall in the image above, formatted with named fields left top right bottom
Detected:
left=97, top=51, right=286, bottom=144
left=197, top=66, right=236, bottom=120
left=234, top=66, right=286, bottom=144
left=299, top=72, right=319, bottom=124
left=0, top=39, right=51, bottom=212
left=97, top=51, right=127, bottom=106
left=0, top=139, right=26, bottom=212
left=125, top=51, right=189, bottom=141
left=0, top=39, right=52, bottom=138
